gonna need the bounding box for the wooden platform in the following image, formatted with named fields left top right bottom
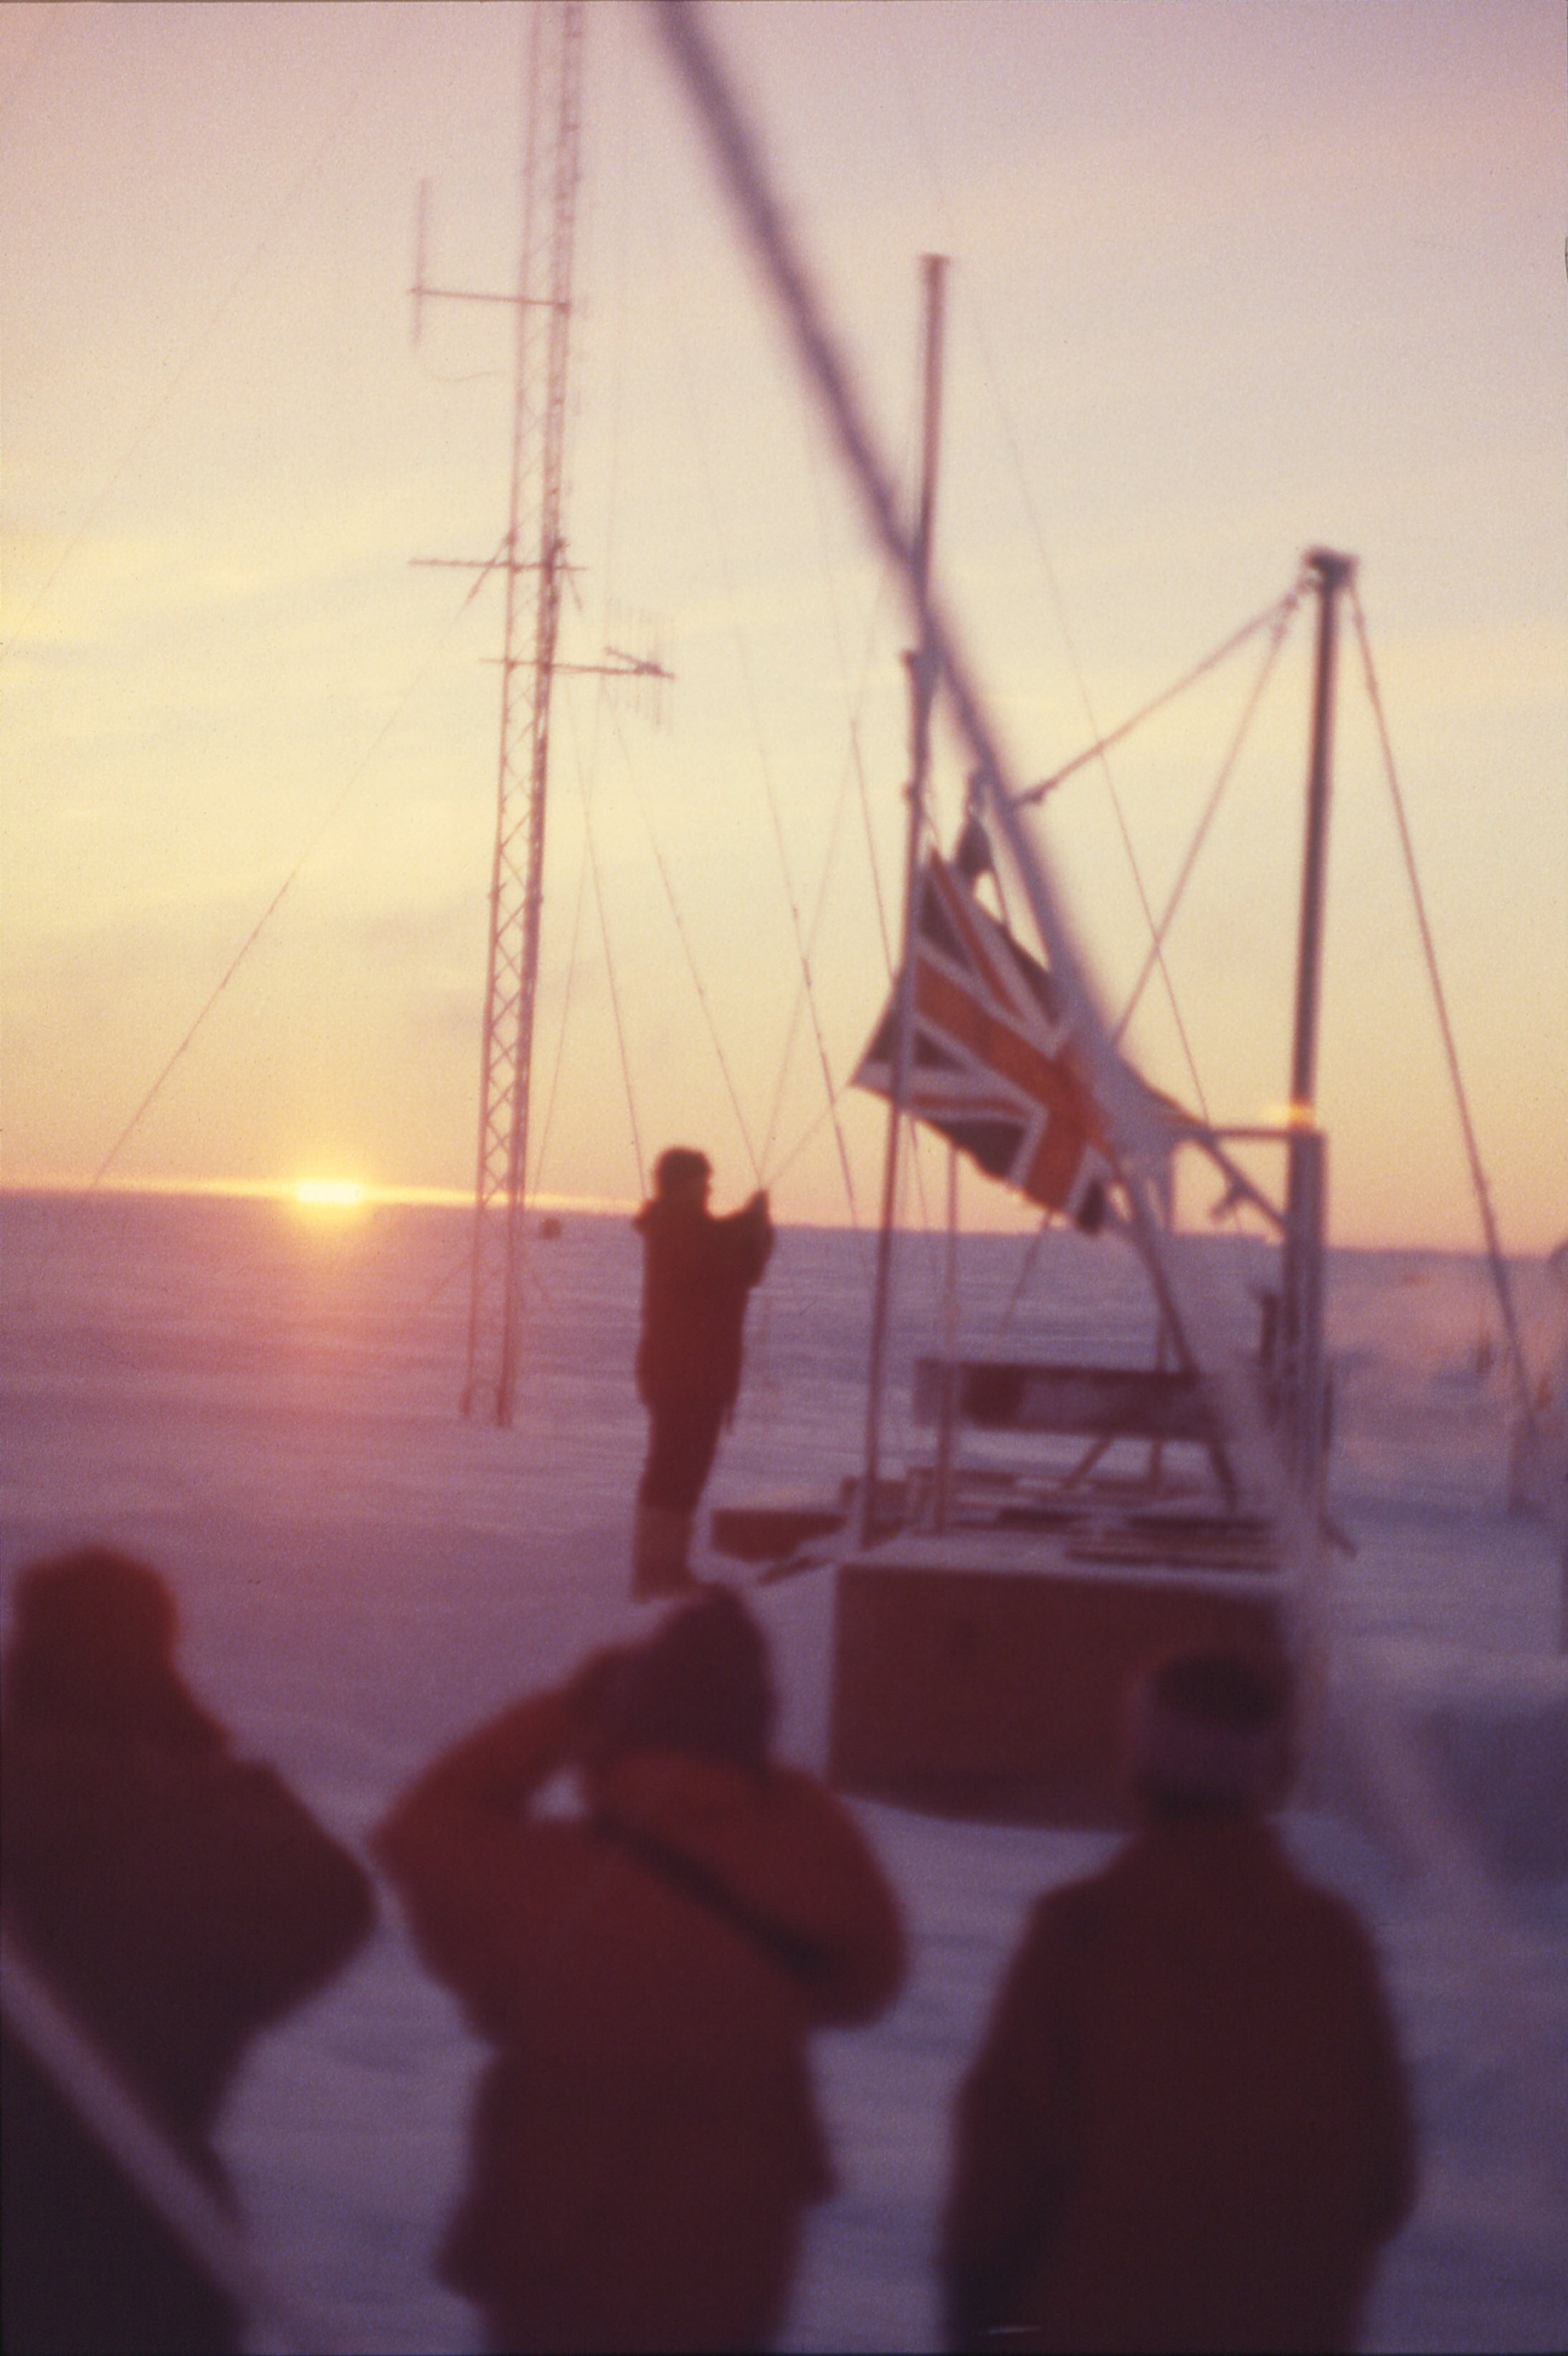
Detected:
left=828, top=1530, right=1289, bottom=1828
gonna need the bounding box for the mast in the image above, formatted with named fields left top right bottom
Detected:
left=1280, top=546, right=1354, bottom=1501
left=860, top=253, right=947, bottom=1542
left=461, top=3, right=584, bottom=1425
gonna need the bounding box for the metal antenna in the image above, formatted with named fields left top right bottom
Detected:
left=411, top=6, right=665, bottom=1427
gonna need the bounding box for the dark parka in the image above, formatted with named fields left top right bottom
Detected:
left=3, top=1699, right=375, bottom=2355
left=376, top=1686, right=905, bottom=2356
left=943, top=1814, right=1415, bottom=2356
left=634, top=1189, right=773, bottom=1413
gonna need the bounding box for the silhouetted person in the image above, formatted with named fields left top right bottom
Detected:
left=2, top=1548, right=375, bottom=2356
left=942, top=1649, right=1415, bottom=2355
left=376, top=1587, right=905, bottom=2355
left=632, top=1146, right=773, bottom=1597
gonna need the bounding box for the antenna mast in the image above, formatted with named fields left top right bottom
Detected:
left=414, top=4, right=584, bottom=1426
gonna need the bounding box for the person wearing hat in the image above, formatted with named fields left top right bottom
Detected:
left=631, top=1146, right=773, bottom=1599
left=941, top=1649, right=1416, bottom=2355
left=2, top=1547, right=376, bottom=2356
left=375, top=1588, right=905, bottom=2355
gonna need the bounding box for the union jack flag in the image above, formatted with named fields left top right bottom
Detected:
left=854, top=852, right=1161, bottom=1229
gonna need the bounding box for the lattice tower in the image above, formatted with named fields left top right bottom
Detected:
left=464, top=1, right=584, bottom=1424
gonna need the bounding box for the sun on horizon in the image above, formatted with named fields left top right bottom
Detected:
left=291, top=1178, right=369, bottom=1212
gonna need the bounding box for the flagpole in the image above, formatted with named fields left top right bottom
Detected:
left=860, top=253, right=946, bottom=1546
left=1281, top=547, right=1354, bottom=1507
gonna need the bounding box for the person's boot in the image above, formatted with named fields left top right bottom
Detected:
left=632, top=1504, right=698, bottom=1600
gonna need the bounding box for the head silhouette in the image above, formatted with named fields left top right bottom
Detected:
left=597, top=1587, right=775, bottom=1773
left=1126, top=1647, right=1291, bottom=1820
left=4, top=1547, right=224, bottom=1754
left=654, top=1147, right=711, bottom=1204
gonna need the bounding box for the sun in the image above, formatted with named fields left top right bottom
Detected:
left=290, top=1178, right=369, bottom=1212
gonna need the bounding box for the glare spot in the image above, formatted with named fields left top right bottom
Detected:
left=292, top=1179, right=368, bottom=1211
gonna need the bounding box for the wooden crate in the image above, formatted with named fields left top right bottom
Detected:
left=829, top=1545, right=1288, bottom=1828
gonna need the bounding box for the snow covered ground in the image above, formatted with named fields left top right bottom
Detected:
left=2, top=1190, right=1564, bottom=2352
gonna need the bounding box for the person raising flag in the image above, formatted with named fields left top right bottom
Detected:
left=631, top=1148, right=774, bottom=1599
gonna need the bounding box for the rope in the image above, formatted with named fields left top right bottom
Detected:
left=650, top=0, right=1255, bottom=1462
left=579, top=81, right=764, bottom=1188
left=1349, top=586, right=1538, bottom=1439
left=755, top=391, right=908, bottom=1184
left=85, top=576, right=497, bottom=1191
left=559, top=19, right=670, bottom=1207
left=1018, top=592, right=1303, bottom=807
left=756, top=746, right=858, bottom=1184
left=878, top=60, right=1211, bottom=1128
left=1113, top=584, right=1303, bottom=1041
left=1, top=1927, right=346, bottom=2356
left=602, top=693, right=763, bottom=1184
left=1, top=18, right=404, bottom=668
left=765, top=1096, right=840, bottom=1189
left=650, top=174, right=862, bottom=1230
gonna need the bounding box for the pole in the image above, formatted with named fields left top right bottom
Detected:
left=1281, top=547, right=1354, bottom=1500
left=860, top=254, right=946, bottom=1545
left=933, top=1142, right=960, bottom=1529
left=457, top=1, right=584, bottom=1425
left=649, top=1, right=1261, bottom=1483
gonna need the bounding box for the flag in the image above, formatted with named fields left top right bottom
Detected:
left=853, top=853, right=1153, bottom=1229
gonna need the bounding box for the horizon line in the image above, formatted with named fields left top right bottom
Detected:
left=0, top=1174, right=1544, bottom=1259
left=0, top=1174, right=635, bottom=1215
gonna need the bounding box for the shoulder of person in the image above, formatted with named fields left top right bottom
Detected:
left=1029, top=1858, right=1118, bottom=1948
left=1276, top=1855, right=1390, bottom=1975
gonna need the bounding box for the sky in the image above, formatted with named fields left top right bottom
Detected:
left=2, top=0, right=1564, bottom=1251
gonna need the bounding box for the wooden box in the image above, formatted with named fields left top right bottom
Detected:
left=829, top=1542, right=1287, bottom=1828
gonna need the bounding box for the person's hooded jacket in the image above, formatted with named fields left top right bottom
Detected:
left=376, top=1603, right=904, bottom=2356
left=942, top=1810, right=1415, bottom=2355
left=2, top=1548, right=376, bottom=2356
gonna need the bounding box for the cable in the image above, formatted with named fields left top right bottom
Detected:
left=1019, top=592, right=1302, bottom=807
left=756, top=393, right=907, bottom=1183
left=599, top=688, right=762, bottom=1182
left=883, top=39, right=1211, bottom=1126
left=649, top=170, right=863, bottom=1230
left=989, top=581, right=1303, bottom=1339
left=87, top=575, right=495, bottom=1189
left=1113, top=584, right=1303, bottom=1042
left=2, top=17, right=404, bottom=665
left=566, top=29, right=759, bottom=1194
left=1349, top=586, right=1537, bottom=1440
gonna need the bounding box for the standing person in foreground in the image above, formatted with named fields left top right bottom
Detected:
left=2, top=1547, right=376, bottom=2356
left=632, top=1145, right=773, bottom=1597
left=942, top=1648, right=1416, bottom=2355
left=376, top=1586, right=906, bottom=2355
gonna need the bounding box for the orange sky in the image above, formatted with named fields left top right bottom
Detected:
left=2, top=1, right=1564, bottom=1250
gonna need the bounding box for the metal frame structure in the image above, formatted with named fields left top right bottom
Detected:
left=467, top=1, right=582, bottom=1425
left=851, top=328, right=1351, bottom=1531
left=412, top=2, right=584, bottom=1425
